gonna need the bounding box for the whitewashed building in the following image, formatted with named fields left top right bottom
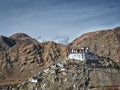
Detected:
left=68, top=47, right=99, bottom=61
left=30, top=77, right=41, bottom=83
left=68, top=53, right=86, bottom=61
left=56, top=62, right=64, bottom=68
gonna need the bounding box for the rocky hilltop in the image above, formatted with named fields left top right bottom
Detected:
left=69, top=26, right=120, bottom=64
left=0, top=33, right=68, bottom=85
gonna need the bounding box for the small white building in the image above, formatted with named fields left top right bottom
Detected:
left=68, top=53, right=86, bottom=61
left=61, top=68, right=66, bottom=71
left=56, top=62, right=64, bottom=68
left=68, top=47, right=99, bottom=61
left=31, top=77, right=40, bottom=83
left=43, top=68, right=49, bottom=73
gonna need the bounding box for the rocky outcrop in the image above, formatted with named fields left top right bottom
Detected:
left=69, top=26, right=120, bottom=64
left=0, top=36, right=16, bottom=51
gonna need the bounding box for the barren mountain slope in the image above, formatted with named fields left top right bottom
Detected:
left=69, top=26, right=120, bottom=64
left=0, top=33, right=68, bottom=85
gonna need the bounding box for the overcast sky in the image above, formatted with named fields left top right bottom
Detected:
left=0, top=0, right=120, bottom=44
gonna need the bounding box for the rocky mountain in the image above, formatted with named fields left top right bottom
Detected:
left=0, top=26, right=120, bottom=90
left=69, top=26, right=120, bottom=65
left=0, top=33, right=68, bottom=85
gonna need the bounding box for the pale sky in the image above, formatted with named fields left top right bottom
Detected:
left=0, top=0, right=120, bottom=44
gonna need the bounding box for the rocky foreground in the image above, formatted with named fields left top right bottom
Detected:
left=1, top=58, right=120, bottom=90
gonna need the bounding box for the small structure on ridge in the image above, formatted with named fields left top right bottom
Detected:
left=68, top=47, right=99, bottom=62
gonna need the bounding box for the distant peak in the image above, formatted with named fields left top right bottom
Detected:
left=9, top=33, right=31, bottom=40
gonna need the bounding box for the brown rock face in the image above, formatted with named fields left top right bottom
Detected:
left=69, top=26, right=120, bottom=64
left=0, top=36, right=16, bottom=51
left=0, top=33, right=68, bottom=85
left=9, top=33, right=31, bottom=40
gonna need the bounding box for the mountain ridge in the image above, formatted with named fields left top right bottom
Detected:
left=0, top=33, right=68, bottom=85
left=69, top=26, right=120, bottom=64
